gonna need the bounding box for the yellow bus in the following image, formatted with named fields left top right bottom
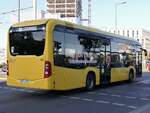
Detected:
left=7, top=19, right=146, bottom=91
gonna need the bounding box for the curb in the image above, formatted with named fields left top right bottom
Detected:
left=0, top=77, right=7, bottom=81
left=0, top=75, right=7, bottom=81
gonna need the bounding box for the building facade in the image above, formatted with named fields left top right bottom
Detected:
left=0, top=48, right=6, bottom=64
left=106, top=29, right=150, bottom=56
left=106, top=28, right=150, bottom=70
left=47, top=0, right=82, bottom=19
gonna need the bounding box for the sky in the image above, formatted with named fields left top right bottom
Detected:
left=0, top=0, right=150, bottom=49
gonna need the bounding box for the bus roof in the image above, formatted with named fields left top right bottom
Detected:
left=12, top=19, right=49, bottom=27
left=12, top=19, right=141, bottom=46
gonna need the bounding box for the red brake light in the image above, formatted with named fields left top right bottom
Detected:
left=44, top=61, right=52, bottom=78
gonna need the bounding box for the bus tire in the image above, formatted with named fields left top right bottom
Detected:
left=86, top=73, right=95, bottom=91
left=128, top=70, right=134, bottom=83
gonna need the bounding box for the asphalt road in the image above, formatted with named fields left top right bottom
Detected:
left=0, top=73, right=150, bottom=113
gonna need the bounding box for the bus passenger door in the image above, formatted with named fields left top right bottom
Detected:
left=136, top=52, right=142, bottom=77
left=100, top=42, right=111, bottom=84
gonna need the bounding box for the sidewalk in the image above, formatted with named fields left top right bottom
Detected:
left=130, top=104, right=150, bottom=113
left=143, top=68, right=149, bottom=73
left=0, top=73, right=7, bottom=81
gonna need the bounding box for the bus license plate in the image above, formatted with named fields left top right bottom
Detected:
left=20, top=80, right=31, bottom=84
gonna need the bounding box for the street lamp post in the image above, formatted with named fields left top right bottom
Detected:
left=18, top=0, right=20, bottom=22
left=115, top=1, right=127, bottom=34
left=33, top=0, right=37, bottom=20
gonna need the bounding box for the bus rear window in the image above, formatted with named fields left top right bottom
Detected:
left=9, top=25, right=45, bottom=56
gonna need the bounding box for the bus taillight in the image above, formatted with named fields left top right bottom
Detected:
left=44, top=61, right=52, bottom=78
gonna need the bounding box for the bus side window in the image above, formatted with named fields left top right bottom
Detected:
left=64, top=31, right=85, bottom=68
left=53, top=30, right=65, bottom=66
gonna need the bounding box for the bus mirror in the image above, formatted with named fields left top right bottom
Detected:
left=145, top=51, right=147, bottom=56
left=142, top=49, right=147, bottom=56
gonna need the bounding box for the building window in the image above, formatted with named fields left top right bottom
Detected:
left=127, top=30, right=129, bottom=37
left=118, top=30, right=120, bottom=35
left=142, top=39, right=144, bottom=46
left=137, top=30, right=139, bottom=37
left=132, top=30, right=134, bottom=37
left=123, top=30, right=125, bottom=36
left=114, top=30, right=115, bottom=34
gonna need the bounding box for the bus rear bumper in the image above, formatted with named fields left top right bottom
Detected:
left=7, top=77, right=54, bottom=90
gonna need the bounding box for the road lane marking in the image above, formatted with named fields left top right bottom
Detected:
left=88, top=92, right=140, bottom=100
left=87, top=92, right=95, bottom=94
left=98, top=93, right=108, bottom=96
left=125, top=96, right=137, bottom=99
left=140, top=98, right=150, bottom=101
left=0, top=86, right=146, bottom=110
left=69, top=97, right=81, bottom=100
left=10, top=87, right=19, bottom=91
left=137, top=87, right=150, bottom=90
left=0, top=89, right=13, bottom=94
left=111, top=94, right=121, bottom=97
left=127, top=106, right=137, bottom=109
left=136, top=79, right=150, bottom=84
left=112, top=103, right=125, bottom=106
left=8, top=87, right=34, bottom=93
left=67, top=96, right=136, bottom=109
left=0, top=86, right=35, bottom=93
left=82, top=98, right=94, bottom=102
left=0, top=86, right=10, bottom=90
left=96, top=100, right=110, bottom=104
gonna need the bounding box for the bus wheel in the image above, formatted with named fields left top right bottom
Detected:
left=86, top=74, right=95, bottom=91
left=128, top=70, right=134, bottom=83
